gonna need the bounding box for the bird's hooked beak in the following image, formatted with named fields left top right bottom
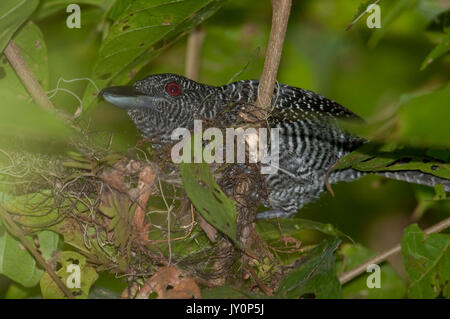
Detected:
left=99, top=86, right=161, bottom=109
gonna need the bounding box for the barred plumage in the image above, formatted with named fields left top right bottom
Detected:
left=100, top=74, right=450, bottom=218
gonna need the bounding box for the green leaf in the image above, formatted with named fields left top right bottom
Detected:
left=0, top=22, right=70, bottom=145
left=6, top=21, right=49, bottom=91
left=180, top=162, right=238, bottom=247
left=276, top=239, right=342, bottom=299
left=107, top=0, right=135, bottom=20
left=256, top=217, right=349, bottom=242
left=421, top=27, right=450, bottom=70
left=2, top=191, right=60, bottom=228
left=0, top=0, right=39, bottom=53
left=83, top=0, right=227, bottom=110
left=333, top=143, right=450, bottom=180
left=4, top=282, right=34, bottom=299
left=337, top=244, right=407, bottom=299
left=402, top=224, right=450, bottom=298
left=0, top=225, right=59, bottom=287
left=40, top=251, right=98, bottom=299
left=0, top=20, right=48, bottom=96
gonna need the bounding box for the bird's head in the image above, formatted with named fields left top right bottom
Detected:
left=99, top=73, right=222, bottom=139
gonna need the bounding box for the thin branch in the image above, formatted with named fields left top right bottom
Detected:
left=185, top=27, right=205, bottom=81
left=248, top=266, right=273, bottom=296
left=3, top=41, right=55, bottom=112
left=256, top=0, right=292, bottom=112
left=0, top=208, right=75, bottom=299
left=346, top=0, right=382, bottom=31
left=339, top=217, right=450, bottom=285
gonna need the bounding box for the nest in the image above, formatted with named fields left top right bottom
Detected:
left=0, top=98, right=280, bottom=293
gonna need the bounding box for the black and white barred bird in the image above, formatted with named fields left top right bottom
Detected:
left=100, top=74, right=450, bottom=218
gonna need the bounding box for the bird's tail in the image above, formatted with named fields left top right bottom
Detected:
left=256, top=169, right=449, bottom=220
left=330, top=169, right=450, bottom=192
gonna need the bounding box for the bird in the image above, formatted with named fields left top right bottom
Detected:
left=99, top=73, right=450, bottom=219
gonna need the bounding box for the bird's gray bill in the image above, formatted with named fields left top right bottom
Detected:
left=99, top=86, right=154, bottom=109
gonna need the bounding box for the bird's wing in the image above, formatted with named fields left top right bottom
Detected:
left=269, top=84, right=364, bottom=125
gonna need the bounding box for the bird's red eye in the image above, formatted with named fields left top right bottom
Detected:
left=165, top=82, right=181, bottom=96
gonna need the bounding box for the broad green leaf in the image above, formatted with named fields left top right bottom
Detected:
left=40, top=251, right=98, bottom=299
left=0, top=223, right=59, bottom=288
left=333, top=143, right=450, bottom=180
left=180, top=162, right=238, bottom=246
left=4, top=282, right=33, bottom=299
left=402, top=224, right=450, bottom=298
left=107, top=0, right=135, bottom=20
left=337, top=244, right=407, bottom=299
left=0, top=0, right=39, bottom=53
left=276, top=239, right=342, bottom=299
left=83, top=0, right=227, bottom=110
left=0, top=21, right=48, bottom=95
left=0, top=22, right=70, bottom=144
left=2, top=191, right=60, bottom=228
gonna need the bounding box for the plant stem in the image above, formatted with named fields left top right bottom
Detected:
left=185, top=28, right=205, bottom=81
left=339, top=217, right=450, bottom=285
left=0, top=208, right=75, bottom=299
left=3, top=40, right=54, bottom=112
left=256, top=0, right=292, bottom=111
